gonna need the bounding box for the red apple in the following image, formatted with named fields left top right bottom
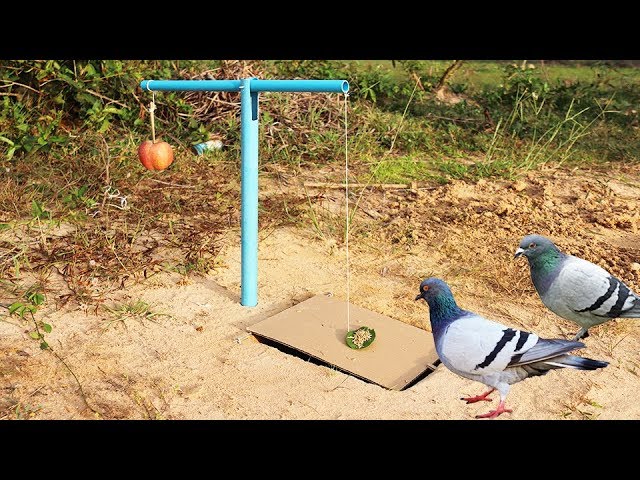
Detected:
left=138, top=140, right=174, bottom=171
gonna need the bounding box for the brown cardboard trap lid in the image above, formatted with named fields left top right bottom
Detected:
left=247, top=294, right=439, bottom=390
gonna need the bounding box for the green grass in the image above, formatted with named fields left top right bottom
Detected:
left=344, top=60, right=640, bottom=92
left=341, top=59, right=640, bottom=182
left=370, top=155, right=436, bottom=184
left=103, top=300, right=171, bottom=330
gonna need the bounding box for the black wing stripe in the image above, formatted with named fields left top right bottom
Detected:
left=510, top=353, right=523, bottom=365
left=575, top=277, right=617, bottom=313
left=607, top=282, right=630, bottom=317
left=515, top=331, right=530, bottom=351
left=475, top=328, right=516, bottom=370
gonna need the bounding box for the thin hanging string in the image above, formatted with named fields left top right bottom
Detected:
left=149, top=91, right=157, bottom=144
left=344, top=92, right=350, bottom=332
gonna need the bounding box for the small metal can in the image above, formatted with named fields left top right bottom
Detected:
left=193, top=139, right=223, bottom=155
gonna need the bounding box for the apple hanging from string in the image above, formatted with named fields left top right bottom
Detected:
left=138, top=93, right=174, bottom=171
left=138, top=139, right=174, bottom=171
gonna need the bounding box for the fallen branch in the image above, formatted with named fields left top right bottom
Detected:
left=304, top=182, right=415, bottom=189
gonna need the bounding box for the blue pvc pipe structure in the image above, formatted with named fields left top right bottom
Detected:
left=140, top=78, right=350, bottom=306
left=140, top=79, right=349, bottom=94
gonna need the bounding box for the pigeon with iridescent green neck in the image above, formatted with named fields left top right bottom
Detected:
left=515, top=234, right=640, bottom=341
left=415, top=277, right=608, bottom=419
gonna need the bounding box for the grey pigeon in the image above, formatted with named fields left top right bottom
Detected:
left=515, top=234, right=640, bottom=341
left=415, top=277, right=608, bottom=419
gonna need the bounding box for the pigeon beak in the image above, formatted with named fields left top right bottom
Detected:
left=514, top=247, right=525, bottom=259
left=415, top=294, right=422, bottom=301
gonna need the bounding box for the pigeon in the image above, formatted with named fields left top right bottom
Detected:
left=415, top=277, right=608, bottom=419
left=515, top=234, right=640, bottom=341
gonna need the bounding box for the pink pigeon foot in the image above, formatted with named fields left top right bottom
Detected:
left=461, top=388, right=495, bottom=404
left=475, top=400, right=512, bottom=419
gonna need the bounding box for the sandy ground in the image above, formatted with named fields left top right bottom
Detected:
left=1, top=163, right=640, bottom=420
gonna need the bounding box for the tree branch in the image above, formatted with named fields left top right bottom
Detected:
left=435, top=60, right=463, bottom=90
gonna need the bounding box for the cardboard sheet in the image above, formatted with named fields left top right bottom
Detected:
left=247, top=294, right=439, bottom=390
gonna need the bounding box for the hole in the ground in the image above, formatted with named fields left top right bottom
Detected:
left=252, top=333, right=440, bottom=391
left=403, top=359, right=441, bottom=390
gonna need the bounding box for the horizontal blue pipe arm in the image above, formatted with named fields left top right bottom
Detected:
left=140, top=79, right=349, bottom=94
left=251, top=79, right=349, bottom=93
left=140, top=80, right=242, bottom=92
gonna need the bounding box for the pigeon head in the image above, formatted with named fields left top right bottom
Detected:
left=514, top=234, right=566, bottom=294
left=415, top=277, right=464, bottom=328
left=514, top=234, right=560, bottom=262
left=415, top=277, right=453, bottom=302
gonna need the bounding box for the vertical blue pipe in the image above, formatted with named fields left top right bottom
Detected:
left=240, top=78, right=259, bottom=306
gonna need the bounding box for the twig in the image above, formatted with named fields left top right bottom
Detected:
left=50, top=347, right=101, bottom=415
left=110, top=243, right=130, bottom=275
left=84, top=89, right=128, bottom=108
left=326, top=375, right=350, bottom=392
left=176, top=98, right=240, bottom=111
left=100, top=137, right=111, bottom=210
left=423, top=113, right=481, bottom=124
left=0, top=80, right=41, bottom=94
left=146, top=178, right=196, bottom=188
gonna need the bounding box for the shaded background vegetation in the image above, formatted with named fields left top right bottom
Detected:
left=2, top=59, right=639, bottom=174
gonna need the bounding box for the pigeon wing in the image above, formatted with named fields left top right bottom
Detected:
left=555, top=257, right=639, bottom=318
left=440, top=314, right=538, bottom=375
left=508, top=338, right=584, bottom=366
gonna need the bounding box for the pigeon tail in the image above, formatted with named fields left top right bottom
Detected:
left=541, top=355, right=609, bottom=371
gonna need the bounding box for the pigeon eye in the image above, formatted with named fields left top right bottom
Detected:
left=422, top=285, right=430, bottom=292
left=528, top=242, right=536, bottom=249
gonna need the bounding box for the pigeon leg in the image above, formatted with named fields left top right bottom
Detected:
left=572, top=328, right=589, bottom=341
left=461, top=388, right=495, bottom=404
left=476, top=400, right=512, bottom=419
